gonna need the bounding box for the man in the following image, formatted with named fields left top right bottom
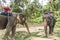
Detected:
left=1, top=4, right=12, bottom=16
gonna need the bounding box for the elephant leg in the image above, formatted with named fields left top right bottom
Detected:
left=52, top=26, right=54, bottom=33
left=49, top=23, right=55, bottom=34
left=49, top=25, right=52, bottom=34
left=51, top=24, right=55, bottom=34
left=52, top=19, right=56, bottom=34
left=24, top=22, right=30, bottom=34
left=11, top=25, right=16, bottom=40
left=3, top=24, right=12, bottom=40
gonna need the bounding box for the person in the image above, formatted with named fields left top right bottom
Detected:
left=49, top=11, right=54, bottom=16
left=1, top=4, right=12, bottom=16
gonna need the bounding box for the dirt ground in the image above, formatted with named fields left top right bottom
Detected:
left=0, top=24, right=60, bottom=40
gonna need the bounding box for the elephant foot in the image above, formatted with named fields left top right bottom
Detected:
left=2, top=38, right=7, bottom=40
left=11, top=37, right=15, bottom=40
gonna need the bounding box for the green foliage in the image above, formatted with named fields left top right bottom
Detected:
left=12, top=0, right=29, bottom=13
left=0, top=6, right=1, bottom=11
left=12, top=0, right=60, bottom=26
left=25, top=1, right=42, bottom=23
left=13, top=8, right=22, bottom=13
left=28, top=16, right=43, bottom=24
left=48, top=0, right=60, bottom=11
left=54, top=11, right=60, bottom=28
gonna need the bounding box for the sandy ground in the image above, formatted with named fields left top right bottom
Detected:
left=16, top=27, right=60, bottom=40
left=0, top=24, right=60, bottom=40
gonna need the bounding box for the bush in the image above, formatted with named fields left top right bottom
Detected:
left=28, top=16, right=43, bottom=24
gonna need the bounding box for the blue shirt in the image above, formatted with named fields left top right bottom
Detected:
left=1, top=10, right=8, bottom=16
left=1, top=10, right=12, bottom=16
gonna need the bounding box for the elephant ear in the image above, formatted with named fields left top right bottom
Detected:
left=16, top=14, right=21, bottom=22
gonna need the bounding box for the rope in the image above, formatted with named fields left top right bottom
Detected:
left=8, top=0, right=15, bottom=23
left=8, top=12, right=9, bottom=23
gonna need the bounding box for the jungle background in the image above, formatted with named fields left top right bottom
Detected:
left=0, top=0, right=60, bottom=40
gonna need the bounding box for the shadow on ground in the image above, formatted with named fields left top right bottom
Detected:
left=15, top=31, right=41, bottom=40
left=7, top=31, right=41, bottom=40
left=14, top=30, right=51, bottom=40
left=7, top=30, right=60, bottom=40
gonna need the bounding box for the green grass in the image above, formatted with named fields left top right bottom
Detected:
left=7, top=31, right=41, bottom=40
left=15, top=31, right=30, bottom=40
left=55, top=30, right=60, bottom=37
left=0, top=28, right=60, bottom=40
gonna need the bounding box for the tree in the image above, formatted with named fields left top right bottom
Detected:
left=47, top=0, right=60, bottom=11
left=12, top=0, right=29, bottom=12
